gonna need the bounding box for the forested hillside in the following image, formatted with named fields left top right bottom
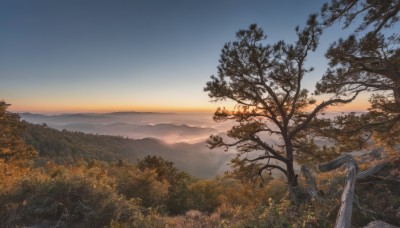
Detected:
left=22, top=122, right=233, bottom=178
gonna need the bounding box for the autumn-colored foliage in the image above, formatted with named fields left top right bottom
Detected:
left=0, top=101, right=37, bottom=162
left=1, top=119, right=399, bottom=227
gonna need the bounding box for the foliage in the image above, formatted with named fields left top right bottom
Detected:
left=110, top=164, right=170, bottom=209
left=0, top=163, right=165, bottom=227
left=317, top=0, right=400, bottom=148
left=322, top=0, right=400, bottom=33
left=204, top=18, right=359, bottom=189
left=187, top=179, right=224, bottom=213
left=0, top=101, right=37, bottom=162
left=137, top=155, right=193, bottom=214
left=1, top=137, right=399, bottom=227
left=23, top=122, right=136, bottom=164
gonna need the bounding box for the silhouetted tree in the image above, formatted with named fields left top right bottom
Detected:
left=322, top=0, right=399, bottom=34
left=0, top=101, right=37, bottom=162
left=317, top=0, right=400, bottom=146
left=204, top=16, right=359, bottom=194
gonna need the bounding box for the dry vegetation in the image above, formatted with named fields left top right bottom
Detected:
left=1, top=100, right=400, bottom=227
left=1, top=150, right=399, bottom=227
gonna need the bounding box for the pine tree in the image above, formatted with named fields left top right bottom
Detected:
left=0, top=101, right=37, bottom=162
left=204, top=16, right=358, bottom=194
left=316, top=0, right=400, bottom=146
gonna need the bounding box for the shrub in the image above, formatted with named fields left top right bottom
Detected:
left=0, top=166, right=163, bottom=227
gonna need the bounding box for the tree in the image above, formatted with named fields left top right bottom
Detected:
left=316, top=0, right=400, bottom=146
left=137, top=156, right=192, bottom=214
left=0, top=101, right=37, bottom=162
left=204, top=16, right=359, bottom=193
left=322, top=0, right=399, bottom=34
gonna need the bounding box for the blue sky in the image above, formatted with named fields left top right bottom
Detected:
left=0, top=0, right=365, bottom=113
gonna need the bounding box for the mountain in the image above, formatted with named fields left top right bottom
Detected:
left=103, top=111, right=172, bottom=117
left=20, top=112, right=114, bottom=125
left=45, top=122, right=217, bottom=143
left=20, top=112, right=220, bottom=143
left=20, top=112, right=172, bottom=125
left=22, top=123, right=233, bottom=178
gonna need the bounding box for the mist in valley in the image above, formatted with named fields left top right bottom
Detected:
left=20, top=112, right=233, bottom=143
left=20, top=111, right=366, bottom=178
left=20, top=112, right=238, bottom=177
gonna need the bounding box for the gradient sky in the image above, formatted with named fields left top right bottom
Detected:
left=0, top=0, right=372, bottom=113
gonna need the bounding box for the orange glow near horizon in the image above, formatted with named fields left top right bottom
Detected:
left=5, top=90, right=371, bottom=114
left=322, top=94, right=371, bottom=113
left=326, top=102, right=370, bottom=113
left=7, top=98, right=371, bottom=114
left=7, top=102, right=218, bottom=114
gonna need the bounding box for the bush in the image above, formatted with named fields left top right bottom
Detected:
left=110, top=165, right=170, bottom=209
left=0, top=165, right=164, bottom=227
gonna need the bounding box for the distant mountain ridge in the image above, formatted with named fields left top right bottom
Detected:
left=20, top=111, right=172, bottom=119
left=20, top=112, right=219, bottom=143
left=104, top=111, right=173, bottom=115
left=20, top=112, right=173, bottom=125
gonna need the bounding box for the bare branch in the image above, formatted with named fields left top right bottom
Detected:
left=249, top=135, right=288, bottom=163
left=290, top=91, right=361, bottom=139
left=357, top=162, right=390, bottom=180
left=258, top=164, right=288, bottom=177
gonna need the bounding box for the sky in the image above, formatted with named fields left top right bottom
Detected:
left=0, top=0, right=371, bottom=113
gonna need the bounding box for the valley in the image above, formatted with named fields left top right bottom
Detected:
left=21, top=112, right=236, bottom=178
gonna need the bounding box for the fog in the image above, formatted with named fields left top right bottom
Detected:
left=20, top=111, right=366, bottom=177
left=20, top=112, right=234, bottom=144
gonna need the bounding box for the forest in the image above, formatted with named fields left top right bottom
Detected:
left=1, top=0, right=400, bottom=227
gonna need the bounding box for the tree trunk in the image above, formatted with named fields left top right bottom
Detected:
left=286, top=161, right=310, bottom=203
left=286, top=161, right=298, bottom=188
left=285, top=142, right=297, bottom=188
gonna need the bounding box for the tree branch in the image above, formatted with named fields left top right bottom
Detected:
left=258, top=164, right=288, bottom=177
left=249, top=135, right=288, bottom=163
left=290, top=91, right=361, bottom=139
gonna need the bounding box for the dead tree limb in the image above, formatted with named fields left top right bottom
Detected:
left=319, top=153, right=392, bottom=228
left=319, top=154, right=356, bottom=172
left=319, top=154, right=358, bottom=228
left=357, top=162, right=390, bottom=180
